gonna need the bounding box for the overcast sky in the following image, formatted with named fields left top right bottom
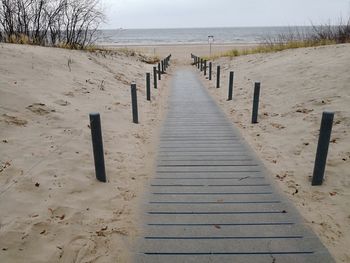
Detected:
left=102, top=0, right=350, bottom=29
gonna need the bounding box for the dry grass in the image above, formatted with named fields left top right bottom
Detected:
left=84, top=46, right=160, bottom=63
left=207, top=19, right=350, bottom=60
left=207, top=39, right=337, bottom=60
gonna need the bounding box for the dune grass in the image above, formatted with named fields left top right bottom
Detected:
left=83, top=46, right=160, bottom=63
left=207, top=39, right=337, bottom=60
left=207, top=19, right=350, bottom=60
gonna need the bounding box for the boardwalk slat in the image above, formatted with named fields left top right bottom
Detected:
left=136, top=69, right=334, bottom=262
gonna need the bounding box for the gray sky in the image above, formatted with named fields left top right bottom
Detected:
left=102, top=0, right=350, bottom=29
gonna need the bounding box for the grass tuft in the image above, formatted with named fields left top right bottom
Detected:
left=79, top=45, right=160, bottom=64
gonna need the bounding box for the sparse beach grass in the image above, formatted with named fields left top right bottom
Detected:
left=206, top=19, right=350, bottom=59
left=206, top=39, right=336, bottom=59
left=74, top=45, right=160, bottom=63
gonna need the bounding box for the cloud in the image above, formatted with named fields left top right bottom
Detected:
left=101, top=0, right=350, bottom=29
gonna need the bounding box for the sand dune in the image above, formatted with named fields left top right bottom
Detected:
left=200, top=44, right=350, bottom=262
left=0, top=44, right=170, bottom=262
left=1, top=42, right=349, bottom=262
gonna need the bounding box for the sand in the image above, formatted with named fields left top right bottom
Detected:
left=0, top=43, right=171, bottom=262
left=196, top=44, right=350, bottom=262
left=101, top=43, right=257, bottom=61
left=1, top=42, right=349, bottom=262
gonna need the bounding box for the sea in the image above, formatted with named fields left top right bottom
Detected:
left=96, top=26, right=313, bottom=46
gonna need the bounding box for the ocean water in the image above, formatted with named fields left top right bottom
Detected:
left=97, top=26, right=313, bottom=45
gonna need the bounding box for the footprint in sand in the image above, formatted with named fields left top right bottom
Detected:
left=60, top=237, right=97, bottom=262
left=270, top=122, right=285, bottom=129
left=115, top=74, right=129, bottom=85
left=1, top=114, right=28, bottom=126
left=293, top=103, right=314, bottom=114
left=26, top=103, right=55, bottom=115
left=296, top=108, right=314, bottom=114
left=54, top=99, right=71, bottom=106
left=117, top=187, right=136, bottom=201
left=63, top=91, right=74, bottom=97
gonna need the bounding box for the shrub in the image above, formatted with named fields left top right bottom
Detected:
left=0, top=0, right=105, bottom=49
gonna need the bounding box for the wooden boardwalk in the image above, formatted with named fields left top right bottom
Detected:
left=135, top=69, right=334, bottom=262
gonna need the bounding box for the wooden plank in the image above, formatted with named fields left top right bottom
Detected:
left=135, top=68, right=334, bottom=262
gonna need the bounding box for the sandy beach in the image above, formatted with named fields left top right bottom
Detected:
left=0, top=43, right=171, bottom=262
left=197, top=44, right=350, bottom=262
left=0, top=42, right=349, bottom=262
left=101, top=43, right=257, bottom=60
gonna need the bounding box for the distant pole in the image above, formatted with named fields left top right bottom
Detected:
left=251, top=82, right=261, bottom=123
left=208, top=35, right=214, bottom=57
left=204, top=60, right=207, bottom=76
left=227, top=71, right=234, bottom=100
left=89, top=113, right=106, bottom=182
left=216, top=65, right=220, bottom=89
left=153, top=67, right=157, bottom=89
left=209, top=62, right=212, bottom=80
left=131, top=83, right=139, bottom=124
left=312, top=111, right=334, bottom=186
left=158, top=63, right=161, bottom=80
left=146, top=73, right=151, bottom=101
left=153, top=66, right=157, bottom=89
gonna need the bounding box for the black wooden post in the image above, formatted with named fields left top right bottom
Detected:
left=158, top=63, right=161, bottom=80
left=161, top=60, right=164, bottom=73
left=216, top=65, right=221, bottom=89
left=153, top=66, right=157, bottom=89
left=227, top=71, right=234, bottom=100
left=209, top=62, right=212, bottom=80
left=200, top=58, right=203, bottom=71
left=131, top=83, right=139, bottom=124
left=204, top=60, right=207, bottom=76
left=146, top=73, right=151, bottom=101
left=89, top=113, right=106, bottom=182
left=252, top=82, right=261, bottom=123
left=197, top=58, right=200, bottom=69
left=312, top=111, right=334, bottom=186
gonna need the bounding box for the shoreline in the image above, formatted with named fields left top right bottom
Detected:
left=97, top=43, right=258, bottom=60
left=97, top=42, right=259, bottom=47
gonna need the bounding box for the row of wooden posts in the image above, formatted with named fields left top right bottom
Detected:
left=191, top=54, right=261, bottom=123
left=191, top=53, right=334, bottom=186
left=133, top=54, right=172, bottom=123
left=89, top=54, right=172, bottom=182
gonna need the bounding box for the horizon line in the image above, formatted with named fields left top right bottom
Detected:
left=100, top=25, right=318, bottom=30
